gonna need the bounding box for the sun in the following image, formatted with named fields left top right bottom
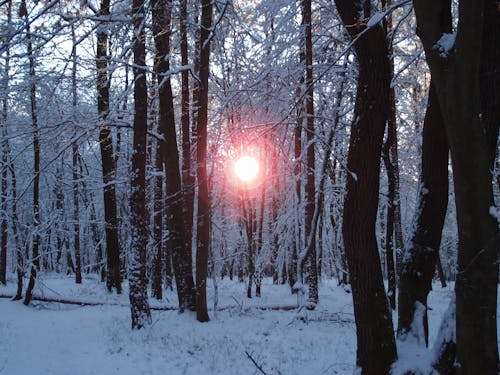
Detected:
left=234, top=155, right=259, bottom=182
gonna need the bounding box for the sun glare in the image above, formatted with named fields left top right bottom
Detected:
left=234, top=156, right=259, bottom=182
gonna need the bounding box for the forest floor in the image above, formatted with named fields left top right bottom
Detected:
left=0, top=274, right=459, bottom=375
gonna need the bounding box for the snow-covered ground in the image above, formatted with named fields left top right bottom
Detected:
left=0, top=274, right=455, bottom=375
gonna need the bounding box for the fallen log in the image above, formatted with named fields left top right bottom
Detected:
left=0, top=293, right=297, bottom=312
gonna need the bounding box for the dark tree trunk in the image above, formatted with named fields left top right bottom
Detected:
left=334, top=1, right=397, bottom=373
left=71, top=25, right=82, bottom=285
left=255, top=179, right=266, bottom=298
left=96, top=0, right=121, bottom=294
left=397, top=81, right=449, bottom=346
left=243, top=196, right=254, bottom=298
left=413, top=0, right=500, bottom=373
left=151, top=0, right=195, bottom=312
left=271, top=166, right=280, bottom=285
left=150, top=68, right=163, bottom=300
left=302, top=0, right=318, bottom=305
left=436, top=255, right=447, bottom=288
left=23, top=0, right=40, bottom=306
left=195, top=0, right=214, bottom=322
left=180, top=0, right=195, bottom=279
left=291, top=12, right=305, bottom=292
left=381, top=0, right=399, bottom=309
left=0, top=0, right=11, bottom=287
left=164, top=232, right=173, bottom=291
left=9, top=161, right=22, bottom=300
left=151, top=139, right=163, bottom=300
left=382, top=121, right=397, bottom=311
left=128, top=0, right=152, bottom=329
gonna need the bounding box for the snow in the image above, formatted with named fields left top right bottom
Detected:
left=1, top=275, right=356, bottom=375
left=489, top=205, right=500, bottom=220
left=434, top=33, right=456, bottom=58
left=366, top=12, right=385, bottom=28
left=0, top=275, right=496, bottom=374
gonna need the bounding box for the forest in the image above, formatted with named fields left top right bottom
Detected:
left=0, top=0, right=499, bottom=374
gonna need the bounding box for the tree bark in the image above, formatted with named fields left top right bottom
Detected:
left=128, top=0, right=152, bottom=329
left=151, top=0, right=195, bottom=312
left=413, top=0, right=500, bottom=373
left=180, top=0, right=195, bottom=281
left=397, top=81, right=449, bottom=346
left=302, top=0, right=318, bottom=305
left=22, top=0, right=40, bottom=306
left=71, top=25, right=82, bottom=285
left=0, top=0, right=12, bottom=286
left=195, top=0, right=214, bottom=322
left=96, top=0, right=121, bottom=294
left=334, top=1, right=397, bottom=373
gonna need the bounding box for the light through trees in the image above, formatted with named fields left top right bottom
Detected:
left=234, top=155, right=259, bottom=182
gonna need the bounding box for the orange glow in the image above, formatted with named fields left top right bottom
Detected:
left=234, top=156, right=259, bottom=182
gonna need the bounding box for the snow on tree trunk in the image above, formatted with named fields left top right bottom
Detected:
left=96, top=0, right=121, bottom=294
left=128, top=0, right=151, bottom=330
left=195, top=0, right=214, bottom=322
left=334, top=0, right=397, bottom=373
left=413, top=1, right=500, bottom=373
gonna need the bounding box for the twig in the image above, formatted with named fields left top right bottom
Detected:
left=245, top=351, right=269, bottom=375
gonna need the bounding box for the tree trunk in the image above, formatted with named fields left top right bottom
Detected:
left=128, top=0, right=152, bottom=329
left=151, top=138, right=163, bottom=299
left=0, top=0, right=12, bottom=286
left=71, top=25, right=82, bottom=285
left=302, top=0, right=318, bottom=305
left=195, top=0, right=214, bottom=322
left=151, top=0, right=195, bottom=312
left=242, top=195, right=253, bottom=299
left=180, top=0, right=195, bottom=283
left=96, top=0, right=121, bottom=294
left=150, top=68, right=163, bottom=300
left=334, top=1, right=397, bottom=373
left=413, top=0, right=500, bottom=373
left=23, top=0, right=40, bottom=306
left=397, top=81, right=449, bottom=346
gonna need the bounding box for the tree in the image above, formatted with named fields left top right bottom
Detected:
left=151, top=0, right=195, bottom=311
left=71, top=24, right=82, bottom=285
left=413, top=0, right=500, bottom=373
left=301, top=0, right=318, bottom=306
left=179, top=0, right=195, bottom=293
left=333, top=0, right=397, bottom=373
left=128, top=0, right=151, bottom=329
left=381, top=0, right=403, bottom=310
left=22, top=0, right=41, bottom=306
left=397, top=81, right=449, bottom=346
left=0, top=0, right=12, bottom=286
left=96, top=0, right=121, bottom=294
left=195, top=0, right=214, bottom=323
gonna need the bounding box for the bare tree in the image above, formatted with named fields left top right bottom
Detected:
left=397, top=81, right=449, bottom=346
left=96, top=0, right=121, bottom=293
left=301, top=0, right=318, bottom=305
left=71, top=24, right=82, bottom=284
left=334, top=0, right=397, bottom=373
left=151, top=0, right=195, bottom=311
left=413, top=0, right=499, bottom=373
left=128, top=0, right=151, bottom=329
left=195, top=0, right=214, bottom=322
left=22, top=0, right=41, bottom=306
left=0, top=0, right=12, bottom=286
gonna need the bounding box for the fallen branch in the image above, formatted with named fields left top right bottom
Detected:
left=0, top=294, right=176, bottom=310
left=0, top=293, right=297, bottom=312
left=245, top=351, right=269, bottom=375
